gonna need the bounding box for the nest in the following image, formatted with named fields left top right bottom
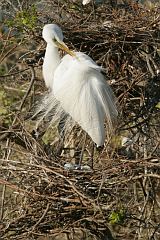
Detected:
left=0, top=1, right=160, bottom=239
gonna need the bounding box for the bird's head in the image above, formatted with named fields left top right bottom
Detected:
left=42, top=24, right=75, bottom=57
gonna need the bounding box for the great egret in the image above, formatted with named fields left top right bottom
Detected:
left=37, top=24, right=117, bottom=147
left=82, top=0, right=92, bottom=5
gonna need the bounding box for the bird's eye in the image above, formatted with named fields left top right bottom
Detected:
left=53, top=37, right=57, bottom=42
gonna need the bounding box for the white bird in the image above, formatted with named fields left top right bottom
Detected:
left=82, top=0, right=92, bottom=5
left=38, top=24, right=117, bottom=147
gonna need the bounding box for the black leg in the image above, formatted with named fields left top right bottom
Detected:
left=90, top=143, right=95, bottom=169
left=78, top=132, right=87, bottom=167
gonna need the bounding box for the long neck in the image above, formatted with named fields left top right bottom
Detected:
left=43, top=43, right=60, bottom=90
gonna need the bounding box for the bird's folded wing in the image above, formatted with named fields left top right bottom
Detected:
left=53, top=64, right=117, bottom=146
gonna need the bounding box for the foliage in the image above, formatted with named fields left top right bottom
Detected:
left=7, top=5, right=38, bottom=31
left=109, top=209, right=126, bottom=224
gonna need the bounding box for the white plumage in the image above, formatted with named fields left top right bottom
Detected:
left=37, top=24, right=117, bottom=146
left=82, top=0, right=92, bottom=5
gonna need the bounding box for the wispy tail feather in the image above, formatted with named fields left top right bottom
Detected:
left=31, top=92, right=76, bottom=139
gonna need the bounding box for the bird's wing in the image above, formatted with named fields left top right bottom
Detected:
left=53, top=56, right=117, bottom=146
left=53, top=52, right=102, bottom=92
left=75, top=52, right=102, bottom=71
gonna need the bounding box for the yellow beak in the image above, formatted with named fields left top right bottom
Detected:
left=56, top=41, right=76, bottom=57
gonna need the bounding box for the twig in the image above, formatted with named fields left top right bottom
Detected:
left=18, top=66, right=35, bottom=111
left=30, top=203, right=50, bottom=231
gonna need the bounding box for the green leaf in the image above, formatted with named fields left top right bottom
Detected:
left=155, top=102, right=160, bottom=109
left=109, top=209, right=126, bottom=224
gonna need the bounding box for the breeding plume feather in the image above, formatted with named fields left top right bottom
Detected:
left=35, top=24, right=117, bottom=146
